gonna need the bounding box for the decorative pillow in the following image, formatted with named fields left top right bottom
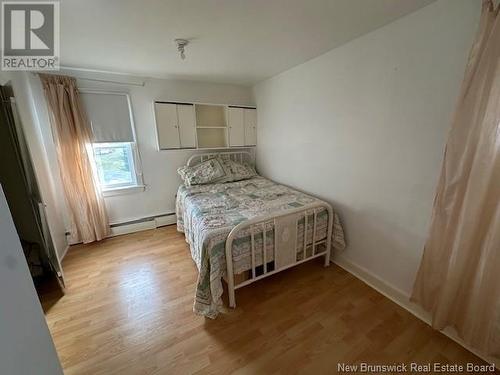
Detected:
left=212, top=157, right=234, bottom=184
left=177, top=158, right=227, bottom=186
left=221, top=158, right=257, bottom=182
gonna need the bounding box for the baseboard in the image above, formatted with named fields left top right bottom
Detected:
left=109, top=213, right=177, bottom=237
left=109, top=220, right=156, bottom=237
left=332, top=255, right=429, bottom=321
left=332, top=255, right=498, bottom=368
left=66, top=213, right=177, bottom=244
left=154, top=214, right=177, bottom=228
left=59, top=244, right=70, bottom=261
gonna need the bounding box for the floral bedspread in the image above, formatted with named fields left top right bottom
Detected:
left=176, top=176, right=346, bottom=318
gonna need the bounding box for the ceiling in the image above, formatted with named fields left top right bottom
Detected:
left=60, top=0, right=436, bottom=85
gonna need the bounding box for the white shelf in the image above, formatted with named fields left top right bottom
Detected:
left=197, top=127, right=228, bottom=148
left=195, top=104, right=229, bottom=148
left=195, top=104, right=227, bottom=127
left=154, top=101, right=256, bottom=150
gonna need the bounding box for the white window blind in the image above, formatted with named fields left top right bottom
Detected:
left=80, top=92, right=135, bottom=142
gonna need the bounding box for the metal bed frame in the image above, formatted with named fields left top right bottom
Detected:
left=186, top=151, right=333, bottom=308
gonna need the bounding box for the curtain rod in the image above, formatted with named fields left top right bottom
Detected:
left=75, top=76, right=145, bottom=87
left=31, top=72, right=145, bottom=87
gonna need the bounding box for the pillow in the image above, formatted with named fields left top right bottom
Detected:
left=220, top=158, right=257, bottom=182
left=177, top=158, right=227, bottom=186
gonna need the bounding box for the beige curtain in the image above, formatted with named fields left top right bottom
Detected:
left=411, top=0, right=499, bottom=359
left=40, top=74, right=109, bottom=243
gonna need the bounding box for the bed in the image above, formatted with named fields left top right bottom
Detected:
left=176, top=151, right=346, bottom=318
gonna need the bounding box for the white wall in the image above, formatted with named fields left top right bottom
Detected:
left=253, top=0, right=480, bottom=296
left=0, top=185, right=63, bottom=375
left=28, top=71, right=254, bottom=227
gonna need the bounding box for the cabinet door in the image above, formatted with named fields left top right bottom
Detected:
left=228, top=107, right=244, bottom=147
left=177, top=104, right=196, bottom=148
left=155, top=103, right=180, bottom=149
left=244, top=108, right=257, bottom=146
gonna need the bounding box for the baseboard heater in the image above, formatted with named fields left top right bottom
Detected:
left=66, top=212, right=177, bottom=244
left=109, top=212, right=176, bottom=237
left=110, top=212, right=176, bottom=228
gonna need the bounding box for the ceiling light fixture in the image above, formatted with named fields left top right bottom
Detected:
left=175, top=39, right=189, bottom=60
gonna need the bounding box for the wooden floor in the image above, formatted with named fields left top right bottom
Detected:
left=41, top=225, right=488, bottom=374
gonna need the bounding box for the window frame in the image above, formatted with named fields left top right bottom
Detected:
left=92, top=142, right=139, bottom=190
left=80, top=90, right=144, bottom=195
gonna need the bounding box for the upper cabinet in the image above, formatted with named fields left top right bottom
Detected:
left=228, top=106, right=257, bottom=147
left=177, top=105, right=197, bottom=148
left=154, top=101, right=256, bottom=150
left=243, top=108, right=257, bottom=146
left=154, top=102, right=196, bottom=149
left=227, top=107, right=245, bottom=147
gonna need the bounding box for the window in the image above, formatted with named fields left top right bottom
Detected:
left=80, top=91, right=143, bottom=194
left=92, top=142, right=137, bottom=190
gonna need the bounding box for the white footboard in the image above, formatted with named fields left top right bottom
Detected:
left=225, top=202, right=333, bottom=308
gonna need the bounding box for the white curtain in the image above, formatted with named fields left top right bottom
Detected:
left=411, top=0, right=499, bottom=359
left=40, top=74, right=110, bottom=243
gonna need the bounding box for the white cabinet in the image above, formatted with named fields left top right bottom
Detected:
left=155, top=102, right=178, bottom=149
left=154, top=102, right=196, bottom=149
left=228, top=107, right=245, bottom=147
left=155, top=101, right=256, bottom=150
left=177, top=104, right=197, bottom=148
left=228, top=107, right=257, bottom=147
left=244, top=108, right=257, bottom=146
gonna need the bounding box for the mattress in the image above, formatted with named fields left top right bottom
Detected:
left=176, top=176, right=345, bottom=318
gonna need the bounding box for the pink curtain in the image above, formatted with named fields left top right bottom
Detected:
left=40, top=74, right=109, bottom=243
left=411, top=0, right=499, bottom=359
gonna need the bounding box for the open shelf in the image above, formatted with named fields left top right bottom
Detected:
left=195, top=104, right=228, bottom=148
left=196, top=128, right=228, bottom=148
left=195, top=104, right=227, bottom=128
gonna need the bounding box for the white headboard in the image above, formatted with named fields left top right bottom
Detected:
left=187, top=151, right=254, bottom=167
